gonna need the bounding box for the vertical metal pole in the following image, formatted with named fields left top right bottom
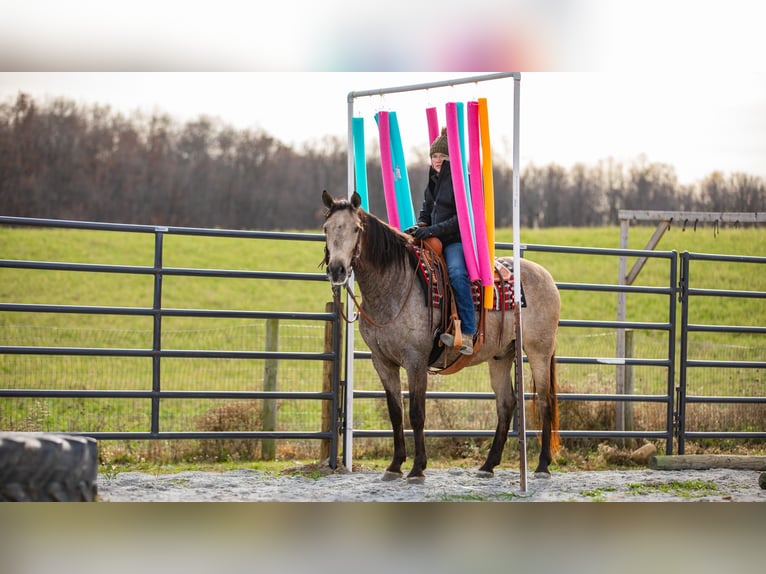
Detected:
left=616, top=218, right=628, bottom=436
left=677, top=252, right=689, bottom=454
left=512, top=75, right=527, bottom=492
left=151, top=229, right=165, bottom=436
left=343, top=93, right=357, bottom=470
left=329, top=300, right=342, bottom=466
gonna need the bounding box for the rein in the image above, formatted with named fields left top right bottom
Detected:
left=335, top=260, right=420, bottom=328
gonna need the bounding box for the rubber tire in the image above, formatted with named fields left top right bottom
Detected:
left=0, top=433, right=98, bottom=502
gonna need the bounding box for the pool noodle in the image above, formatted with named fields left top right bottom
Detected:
left=426, top=106, right=439, bottom=144
left=478, top=98, right=496, bottom=308
left=445, top=102, right=479, bottom=281
left=388, top=111, right=415, bottom=230
left=375, top=111, right=400, bottom=229
left=455, top=102, right=477, bottom=264
left=351, top=117, right=369, bottom=211
left=467, top=101, right=493, bottom=290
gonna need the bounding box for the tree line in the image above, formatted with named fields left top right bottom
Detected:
left=1, top=93, right=763, bottom=230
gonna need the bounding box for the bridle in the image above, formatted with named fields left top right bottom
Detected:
left=326, top=210, right=419, bottom=328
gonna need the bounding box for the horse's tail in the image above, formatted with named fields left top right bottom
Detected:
left=550, top=353, right=561, bottom=455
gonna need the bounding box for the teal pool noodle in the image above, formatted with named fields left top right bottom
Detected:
left=352, top=117, right=369, bottom=211
left=388, top=111, right=415, bottom=229
left=455, top=102, right=477, bottom=260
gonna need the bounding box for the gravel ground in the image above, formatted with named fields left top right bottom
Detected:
left=97, top=465, right=766, bottom=502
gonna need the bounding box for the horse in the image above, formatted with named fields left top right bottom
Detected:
left=321, top=190, right=561, bottom=483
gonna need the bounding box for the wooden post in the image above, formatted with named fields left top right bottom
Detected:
left=624, top=328, right=634, bottom=436
left=616, top=219, right=628, bottom=438
left=320, top=301, right=334, bottom=462
left=261, top=318, right=279, bottom=460
left=649, top=455, right=766, bottom=471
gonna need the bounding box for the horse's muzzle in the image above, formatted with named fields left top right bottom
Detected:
left=326, top=262, right=350, bottom=286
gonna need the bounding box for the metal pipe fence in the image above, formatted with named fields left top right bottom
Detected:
left=2, top=216, right=764, bottom=462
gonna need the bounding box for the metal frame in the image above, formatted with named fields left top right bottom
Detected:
left=345, top=72, right=524, bottom=482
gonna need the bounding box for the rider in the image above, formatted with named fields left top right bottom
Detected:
left=408, top=128, right=476, bottom=355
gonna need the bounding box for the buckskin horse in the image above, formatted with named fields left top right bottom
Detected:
left=321, top=190, right=560, bottom=483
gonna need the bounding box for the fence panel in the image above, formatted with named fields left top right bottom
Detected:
left=0, top=216, right=342, bottom=465
left=677, top=251, right=766, bottom=452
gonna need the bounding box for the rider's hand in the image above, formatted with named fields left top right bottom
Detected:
left=412, top=226, right=434, bottom=240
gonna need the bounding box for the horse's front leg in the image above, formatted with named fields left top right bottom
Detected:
left=373, top=356, right=406, bottom=481
left=405, top=364, right=429, bottom=484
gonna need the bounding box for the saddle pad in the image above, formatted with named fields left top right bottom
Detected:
left=415, top=249, right=525, bottom=311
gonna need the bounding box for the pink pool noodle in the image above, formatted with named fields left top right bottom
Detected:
left=467, top=101, right=493, bottom=288
left=376, top=111, right=400, bottom=229
left=426, top=107, right=439, bottom=144
left=445, top=102, right=479, bottom=281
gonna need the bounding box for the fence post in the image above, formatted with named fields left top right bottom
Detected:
left=321, top=301, right=334, bottom=462
left=625, top=328, right=634, bottom=436
left=261, top=318, right=279, bottom=460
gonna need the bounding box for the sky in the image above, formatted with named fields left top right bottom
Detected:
left=2, top=71, right=765, bottom=186
left=1, top=1, right=765, bottom=186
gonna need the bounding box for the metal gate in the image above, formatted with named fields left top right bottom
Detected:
left=0, top=216, right=344, bottom=463
left=677, top=251, right=766, bottom=452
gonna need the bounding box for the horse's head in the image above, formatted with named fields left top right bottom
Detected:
left=322, top=190, right=363, bottom=286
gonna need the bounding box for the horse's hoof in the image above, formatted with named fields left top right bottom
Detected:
left=476, top=470, right=494, bottom=478
left=406, top=475, right=426, bottom=485
left=382, top=470, right=403, bottom=481
left=534, top=471, right=552, bottom=479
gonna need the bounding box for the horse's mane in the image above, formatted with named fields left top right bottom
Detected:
left=359, top=211, right=419, bottom=274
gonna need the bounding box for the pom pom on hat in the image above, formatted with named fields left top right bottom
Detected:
left=429, top=127, right=448, bottom=156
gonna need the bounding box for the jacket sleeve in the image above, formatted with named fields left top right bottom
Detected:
left=430, top=214, right=459, bottom=239
left=417, top=183, right=434, bottom=225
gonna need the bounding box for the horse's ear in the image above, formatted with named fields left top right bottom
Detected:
left=351, top=191, right=361, bottom=208
left=322, top=190, right=334, bottom=209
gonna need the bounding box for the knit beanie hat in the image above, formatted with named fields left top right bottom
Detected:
left=429, top=127, right=449, bottom=156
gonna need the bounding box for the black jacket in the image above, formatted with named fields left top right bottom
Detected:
left=416, top=160, right=461, bottom=246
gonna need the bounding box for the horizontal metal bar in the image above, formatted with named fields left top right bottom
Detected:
left=0, top=215, right=325, bottom=242
left=66, top=431, right=335, bottom=440
left=0, top=346, right=335, bottom=361
left=0, top=260, right=327, bottom=282
left=497, top=242, right=676, bottom=259
left=619, top=210, right=763, bottom=224
left=348, top=73, right=518, bottom=100
left=352, top=429, right=670, bottom=439
left=685, top=359, right=765, bottom=369
left=353, top=390, right=670, bottom=403
left=682, top=431, right=766, bottom=439
left=556, top=356, right=671, bottom=367
left=559, top=319, right=671, bottom=330
left=0, top=303, right=335, bottom=322
left=687, top=288, right=766, bottom=299
left=557, top=282, right=672, bottom=295
left=0, top=389, right=334, bottom=400
left=353, top=352, right=671, bottom=367
left=684, top=395, right=766, bottom=404
left=686, top=324, right=766, bottom=334
left=684, top=251, right=766, bottom=264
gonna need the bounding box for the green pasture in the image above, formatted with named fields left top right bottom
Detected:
left=1, top=223, right=764, bottom=462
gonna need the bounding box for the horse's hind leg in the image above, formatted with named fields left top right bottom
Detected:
left=528, top=351, right=558, bottom=478
left=373, top=357, right=406, bottom=481
left=478, top=352, right=516, bottom=477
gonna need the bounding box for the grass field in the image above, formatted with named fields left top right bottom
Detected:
left=1, top=222, right=764, bottom=465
